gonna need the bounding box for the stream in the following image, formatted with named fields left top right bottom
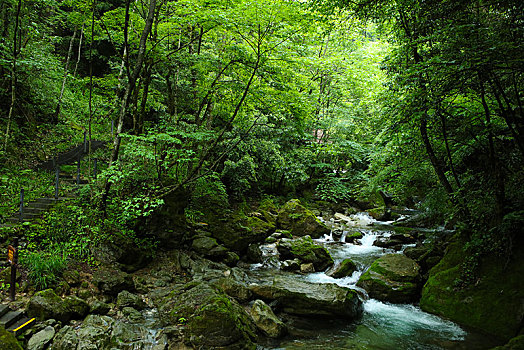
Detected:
left=246, top=212, right=500, bottom=350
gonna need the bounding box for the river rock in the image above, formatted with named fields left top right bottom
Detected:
left=357, top=254, right=421, bottom=303
left=281, top=259, right=300, bottom=271
left=249, top=299, right=287, bottom=338
left=51, top=314, right=165, bottom=350
left=300, top=263, right=315, bottom=273
left=157, top=281, right=256, bottom=349
left=277, top=236, right=334, bottom=271
left=277, top=199, right=330, bottom=238
left=249, top=276, right=363, bottom=319
left=27, top=326, right=55, bottom=350
left=345, top=231, right=363, bottom=243
left=26, top=289, right=89, bottom=323
left=92, top=267, right=134, bottom=296
left=191, top=236, right=218, bottom=254
left=329, top=259, right=358, bottom=278
left=117, top=290, right=146, bottom=310
left=246, top=243, right=263, bottom=263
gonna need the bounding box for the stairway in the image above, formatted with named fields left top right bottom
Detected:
left=0, top=304, right=35, bottom=336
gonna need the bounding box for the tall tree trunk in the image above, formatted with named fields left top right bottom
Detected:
left=3, top=0, right=22, bottom=151
left=55, top=28, right=77, bottom=121
left=73, top=23, right=84, bottom=77
left=101, top=0, right=158, bottom=210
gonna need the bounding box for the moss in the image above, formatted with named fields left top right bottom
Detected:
left=346, top=232, right=363, bottom=240
left=0, top=328, right=22, bottom=350
left=420, top=235, right=524, bottom=340
left=491, top=335, right=524, bottom=350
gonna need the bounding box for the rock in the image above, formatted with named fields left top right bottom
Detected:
left=0, top=327, right=22, bottom=349
left=26, top=289, right=89, bottom=323
left=403, top=245, right=428, bottom=261
left=334, top=213, right=352, bottom=222
left=27, top=326, right=55, bottom=350
left=329, top=259, right=358, bottom=279
left=157, top=281, right=256, bottom=349
left=246, top=244, right=263, bottom=263
left=122, top=307, right=144, bottom=322
left=357, top=254, right=421, bottom=303
left=117, top=290, right=146, bottom=310
left=281, top=259, right=300, bottom=271
left=62, top=270, right=81, bottom=286
left=374, top=237, right=405, bottom=249
left=51, top=314, right=166, bottom=350
left=223, top=251, right=240, bottom=267
left=92, top=267, right=134, bottom=296
left=277, top=236, right=334, bottom=271
left=191, top=236, right=218, bottom=255
left=344, top=231, right=363, bottom=243
left=213, top=276, right=252, bottom=303
left=249, top=300, right=287, bottom=338
left=92, top=237, right=152, bottom=273
left=300, top=263, right=315, bottom=273
left=420, top=234, right=524, bottom=340
left=249, top=275, right=363, bottom=319
left=89, top=300, right=111, bottom=315
left=277, top=199, right=330, bottom=238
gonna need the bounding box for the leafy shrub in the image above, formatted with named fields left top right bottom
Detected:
left=315, top=175, right=352, bottom=203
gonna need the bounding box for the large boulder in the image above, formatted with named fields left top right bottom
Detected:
left=157, top=281, right=257, bottom=349
left=420, top=234, right=524, bottom=340
left=26, top=289, right=89, bottom=323
left=249, top=276, right=362, bottom=319
left=210, top=214, right=275, bottom=253
left=92, top=267, right=134, bottom=296
left=249, top=299, right=287, bottom=338
left=357, top=254, right=421, bottom=303
left=92, top=237, right=152, bottom=273
left=277, top=236, right=334, bottom=271
left=51, top=314, right=165, bottom=350
left=116, top=290, right=146, bottom=310
left=277, top=199, right=330, bottom=238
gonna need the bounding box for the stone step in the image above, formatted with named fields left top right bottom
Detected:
left=6, top=217, right=33, bottom=223
left=7, top=317, right=36, bottom=336
left=0, top=310, right=23, bottom=328
left=0, top=304, right=10, bottom=318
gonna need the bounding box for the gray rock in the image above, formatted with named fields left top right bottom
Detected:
left=117, top=290, right=146, bottom=310
left=300, top=263, right=315, bottom=273
left=28, top=326, right=55, bottom=350
left=249, top=275, right=362, bottom=319
left=249, top=299, right=287, bottom=338
left=281, top=259, right=300, bottom=271
left=246, top=244, right=263, bottom=263
left=277, top=236, right=334, bottom=271
left=27, top=289, right=89, bottom=323
left=89, top=300, right=111, bottom=315
left=329, top=258, right=357, bottom=279
left=92, top=267, right=134, bottom=296
left=192, top=236, right=218, bottom=255
left=277, top=199, right=330, bottom=238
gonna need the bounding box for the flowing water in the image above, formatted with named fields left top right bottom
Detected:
left=249, top=212, right=501, bottom=350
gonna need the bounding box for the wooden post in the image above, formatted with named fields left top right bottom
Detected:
left=55, top=167, right=59, bottom=199
left=9, top=237, right=18, bottom=301
left=18, top=189, right=24, bottom=222
left=76, top=156, right=81, bottom=185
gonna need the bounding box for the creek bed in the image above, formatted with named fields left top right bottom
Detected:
left=247, top=212, right=501, bottom=350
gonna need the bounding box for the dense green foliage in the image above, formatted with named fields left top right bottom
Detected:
left=0, top=0, right=522, bottom=291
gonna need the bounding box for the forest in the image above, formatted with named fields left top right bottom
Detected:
left=0, top=0, right=522, bottom=348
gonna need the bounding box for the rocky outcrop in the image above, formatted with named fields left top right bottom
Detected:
left=277, top=199, right=330, bottom=238
left=27, top=326, right=55, bottom=350
left=420, top=234, right=524, bottom=340
left=157, top=281, right=257, bottom=349
left=249, top=299, right=287, bottom=338
left=277, top=236, right=334, bottom=271
left=249, top=276, right=362, bottom=319
left=51, top=314, right=166, bottom=350
left=116, top=290, right=146, bottom=310
left=26, top=289, right=89, bottom=323
left=357, top=254, right=421, bottom=303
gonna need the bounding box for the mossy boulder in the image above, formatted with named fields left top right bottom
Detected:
left=116, top=290, right=146, bottom=310
left=277, top=199, right=330, bottom=238
left=92, top=267, right=134, bottom=296
left=420, top=234, right=524, bottom=340
left=0, top=327, right=22, bottom=350
left=157, top=281, right=257, bottom=349
left=210, top=213, right=275, bottom=253
left=329, top=259, right=358, bottom=279
left=249, top=275, right=362, bottom=319
left=357, top=254, right=421, bottom=303
left=277, top=236, right=334, bottom=271
left=26, top=289, right=89, bottom=323
left=345, top=231, right=363, bottom=243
